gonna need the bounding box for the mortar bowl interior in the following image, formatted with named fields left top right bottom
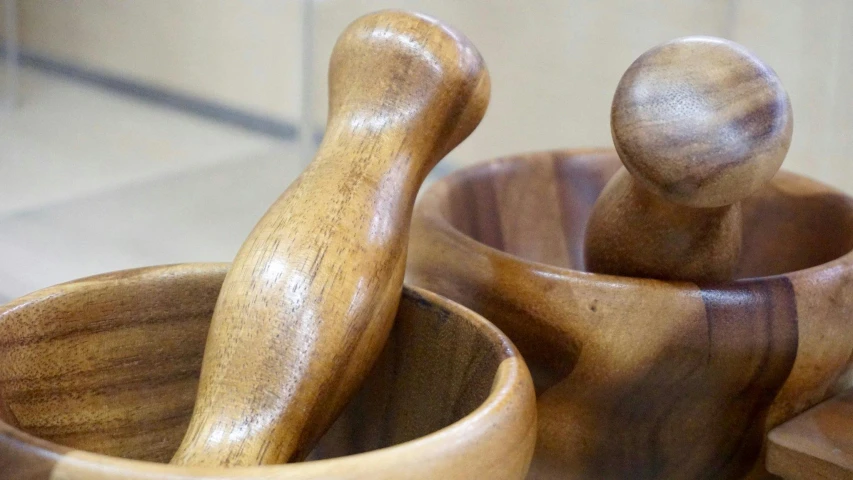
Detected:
left=438, top=149, right=853, bottom=278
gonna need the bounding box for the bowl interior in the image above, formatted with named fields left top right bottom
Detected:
left=439, top=150, right=853, bottom=278
left=0, top=264, right=505, bottom=463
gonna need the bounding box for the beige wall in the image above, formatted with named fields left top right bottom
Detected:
left=10, top=0, right=304, bottom=119
left=7, top=0, right=853, bottom=192
left=311, top=0, right=734, bottom=166
left=732, top=0, right=853, bottom=185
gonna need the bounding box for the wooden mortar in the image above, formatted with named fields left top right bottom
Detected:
left=0, top=263, right=536, bottom=479
left=407, top=148, right=853, bottom=479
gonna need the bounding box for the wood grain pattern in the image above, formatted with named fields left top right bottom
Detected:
left=584, top=36, right=793, bottom=282
left=767, top=388, right=853, bottom=479
left=171, top=10, right=490, bottom=467
left=611, top=36, right=792, bottom=208
left=0, top=264, right=536, bottom=479
left=0, top=264, right=220, bottom=463
left=407, top=149, right=853, bottom=479
left=585, top=167, right=744, bottom=282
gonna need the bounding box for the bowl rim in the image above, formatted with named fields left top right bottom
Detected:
left=0, top=263, right=533, bottom=478
left=416, top=147, right=853, bottom=288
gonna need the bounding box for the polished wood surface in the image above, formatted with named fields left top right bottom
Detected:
left=408, top=149, right=853, bottom=479
left=0, top=264, right=536, bottom=479
left=584, top=37, right=793, bottom=282
left=767, top=388, right=853, bottom=479
left=171, top=10, right=490, bottom=467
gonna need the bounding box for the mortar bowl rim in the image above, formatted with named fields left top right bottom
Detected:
left=416, top=147, right=853, bottom=290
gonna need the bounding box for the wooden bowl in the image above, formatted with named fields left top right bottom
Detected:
left=407, top=148, right=853, bottom=480
left=0, top=263, right=536, bottom=479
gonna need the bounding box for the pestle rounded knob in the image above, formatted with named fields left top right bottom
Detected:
left=584, top=36, right=792, bottom=282
left=171, top=10, right=489, bottom=467
left=612, top=36, right=793, bottom=208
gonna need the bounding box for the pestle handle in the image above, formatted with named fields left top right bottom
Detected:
left=584, top=36, right=792, bottom=282
left=171, top=10, right=490, bottom=467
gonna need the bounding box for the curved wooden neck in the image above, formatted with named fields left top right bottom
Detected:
left=585, top=168, right=742, bottom=283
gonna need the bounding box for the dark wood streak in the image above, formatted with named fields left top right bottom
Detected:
left=697, top=277, right=798, bottom=478
left=449, top=168, right=506, bottom=252
left=550, top=278, right=798, bottom=480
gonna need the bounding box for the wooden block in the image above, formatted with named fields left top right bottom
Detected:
left=767, top=388, right=853, bottom=479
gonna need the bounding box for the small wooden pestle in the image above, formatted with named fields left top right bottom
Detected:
left=584, top=36, right=793, bottom=282
left=170, top=10, right=490, bottom=467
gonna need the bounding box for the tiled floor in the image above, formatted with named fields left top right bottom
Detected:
left=0, top=65, right=303, bottom=299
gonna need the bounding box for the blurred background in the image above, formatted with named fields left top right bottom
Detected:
left=0, top=0, right=850, bottom=300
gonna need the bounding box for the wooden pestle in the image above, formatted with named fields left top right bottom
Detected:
left=170, top=10, right=490, bottom=467
left=584, top=36, right=793, bottom=282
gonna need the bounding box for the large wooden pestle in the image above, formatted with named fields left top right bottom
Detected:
left=584, top=36, right=793, bottom=282
left=171, top=10, right=490, bottom=467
